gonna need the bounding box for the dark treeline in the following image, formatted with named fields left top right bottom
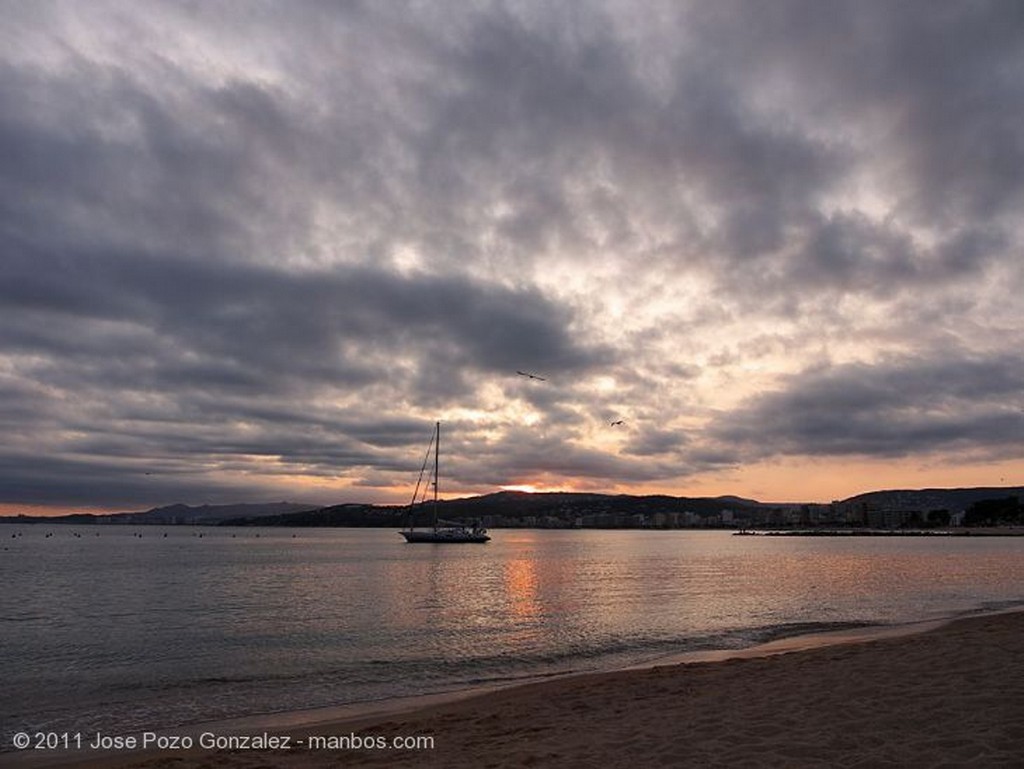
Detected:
left=964, top=496, right=1022, bottom=527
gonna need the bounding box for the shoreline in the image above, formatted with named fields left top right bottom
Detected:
left=12, top=607, right=1024, bottom=768
left=736, top=526, right=1024, bottom=537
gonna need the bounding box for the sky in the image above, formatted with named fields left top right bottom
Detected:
left=2, top=0, right=1023, bottom=514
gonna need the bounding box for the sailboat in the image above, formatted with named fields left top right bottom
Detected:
left=400, top=422, right=490, bottom=543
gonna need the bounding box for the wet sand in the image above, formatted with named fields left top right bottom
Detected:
left=24, top=610, right=1024, bottom=768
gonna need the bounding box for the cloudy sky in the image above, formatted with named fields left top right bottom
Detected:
left=2, top=0, right=1023, bottom=513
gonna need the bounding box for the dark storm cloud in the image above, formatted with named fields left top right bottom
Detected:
left=0, top=61, right=278, bottom=258
left=753, top=212, right=1009, bottom=301
left=0, top=451, right=295, bottom=510
left=706, top=355, right=1024, bottom=461
left=1, top=246, right=604, bottom=385
left=625, top=429, right=688, bottom=459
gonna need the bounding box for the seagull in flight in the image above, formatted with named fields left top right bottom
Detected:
left=517, top=370, right=546, bottom=381
left=610, top=419, right=626, bottom=426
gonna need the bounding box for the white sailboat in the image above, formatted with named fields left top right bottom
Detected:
left=400, top=422, right=490, bottom=543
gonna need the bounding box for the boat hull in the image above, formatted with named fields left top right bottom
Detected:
left=400, top=529, right=490, bottom=543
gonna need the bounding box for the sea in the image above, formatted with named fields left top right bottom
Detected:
left=3, top=526, right=1024, bottom=747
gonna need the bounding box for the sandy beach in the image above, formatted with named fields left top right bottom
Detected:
left=29, top=610, right=1024, bottom=769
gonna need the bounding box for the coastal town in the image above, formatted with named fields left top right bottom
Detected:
left=8, top=487, right=1019, bottom=532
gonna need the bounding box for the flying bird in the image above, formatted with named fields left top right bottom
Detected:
left=517, top=370, right=546, bottom=381
left=610, top=420, right=626, bottom=426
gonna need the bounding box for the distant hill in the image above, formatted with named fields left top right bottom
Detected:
left=838, top=486, right=1024, bottom=513
left=219, top=491, right=764, bottom=528
left=0, top=502, right=314, bottom=525
left=424, top=490, right=761, bottom=519
left=219, top=503, right=401, bottom=527
left=126, top=502, right=314, bottom=524
left=218, top=487, right=1024, bottom=529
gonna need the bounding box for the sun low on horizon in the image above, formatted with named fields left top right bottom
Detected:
left=1, top=1, right=1022, bottom=517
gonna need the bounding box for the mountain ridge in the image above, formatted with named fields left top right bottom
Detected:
left=1, top=486, right=1020, bottom=526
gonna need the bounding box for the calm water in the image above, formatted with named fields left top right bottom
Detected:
left=3, top=526, right=1024, bottom=742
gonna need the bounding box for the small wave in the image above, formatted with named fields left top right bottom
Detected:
left=731, top=620, right=881, bottom=646
left=959, top=598, right=1024, bottom=616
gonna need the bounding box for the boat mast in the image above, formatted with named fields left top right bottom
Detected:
left=407, top=423, right=438, bottom=532
left=433, top=421, right=440, bottom=528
